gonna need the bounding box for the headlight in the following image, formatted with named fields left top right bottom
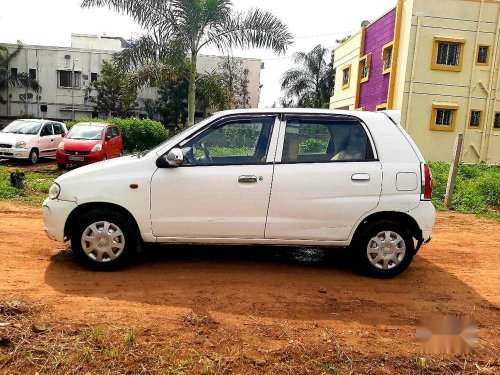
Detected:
left=58, top=142, right=65, bottom=150
left=48, top=183, right=61, bottom=200
left=15, top=141, right=27, bottom=149
left=91, top=144, right=103, bottom=152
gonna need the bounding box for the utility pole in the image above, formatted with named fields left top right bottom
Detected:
left=71, top=59, right=76, bottom=121
left=444, top=134, right=465, bottom=209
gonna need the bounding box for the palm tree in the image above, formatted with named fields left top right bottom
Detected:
left=0, top=42, right=41, bottom=106
left=280, top=44, right=334, bottom=108
left=81, top=0, right=293, bottom=126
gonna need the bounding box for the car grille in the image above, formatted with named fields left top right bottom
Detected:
left=0, top=144, right=12, bottom=149
left=65, top=150, right=90, bottom=155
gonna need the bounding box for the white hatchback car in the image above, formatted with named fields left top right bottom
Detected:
left=0, top=119, right=67, bottom=164
left=43, top=109, right=435, bottom=277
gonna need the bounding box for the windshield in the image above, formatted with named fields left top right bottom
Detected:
left=67, top=125, right=103, bottom=140
left=1, top=120, right=42, bottom=135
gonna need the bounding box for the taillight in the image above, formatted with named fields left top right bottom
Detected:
left=421, top=163, right=433, bottom=201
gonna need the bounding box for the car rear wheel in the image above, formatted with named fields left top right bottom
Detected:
left=355, top=221, right=414, bottom=278
left=71, top=209, right=137, bottom=270
left=28, top=149, right=39, bottom=165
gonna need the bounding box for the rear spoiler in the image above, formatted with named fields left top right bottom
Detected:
left=381, top=110, right=401, bottom=125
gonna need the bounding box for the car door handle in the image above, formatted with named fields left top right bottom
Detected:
left=352, top=173, right=370, bottom=181
left=238, top=175, right=258, bottom=183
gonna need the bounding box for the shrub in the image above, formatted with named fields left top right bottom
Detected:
left=65, top=118, right=169, bottom=152
left=299, top=138, right=328, bottom=154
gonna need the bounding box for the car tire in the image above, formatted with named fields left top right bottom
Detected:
left=71, top=209, right=137, bottom=271
left=28, top=149, right=39, bottom=165
left=354, top=221, right=414, bottom=278
left=57, top=163, right=66, bottom=170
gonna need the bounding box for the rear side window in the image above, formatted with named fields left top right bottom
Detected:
left=282, top=118, right=375, bottom=163
left=53, top=123, right=63, bottom=135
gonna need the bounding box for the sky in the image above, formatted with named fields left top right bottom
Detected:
left=0, top=0, right=396, bottom=107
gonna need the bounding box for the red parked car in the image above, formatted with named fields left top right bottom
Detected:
left=56, top=123, right=123, bottom=169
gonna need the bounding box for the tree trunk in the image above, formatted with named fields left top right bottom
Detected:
left=187, top=51, right=197, bottom=127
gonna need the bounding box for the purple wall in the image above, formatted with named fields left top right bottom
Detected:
left=358, top=9, right=396, bottom=111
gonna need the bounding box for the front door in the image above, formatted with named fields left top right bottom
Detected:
left=151, top=115, right=278, bottom=240
left=266, top=115, right=383, bottom=242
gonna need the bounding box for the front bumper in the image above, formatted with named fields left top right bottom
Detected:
left=56, top=150, right=104, bottom=166
left=42, top=198, right=78, bottom=242
left=0, top=148, right=30, bottom=159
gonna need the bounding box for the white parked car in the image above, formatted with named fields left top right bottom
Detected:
left=0, top=119, right=67, bottom=164
left=43, top=109, right=435, bottom=277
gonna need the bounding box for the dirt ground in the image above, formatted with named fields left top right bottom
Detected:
left=0, top=202, right=499, bottom=374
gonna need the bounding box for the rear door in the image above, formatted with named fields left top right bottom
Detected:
left=39, top=124, right=56, bottom=157
left=265, top=115, right=382, bottom=242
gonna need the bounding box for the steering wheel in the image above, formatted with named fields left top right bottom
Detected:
left=199, top=142, right=213, bottom=163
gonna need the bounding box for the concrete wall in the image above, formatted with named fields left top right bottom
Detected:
left=0, top=35, right=262, bottom=120
left=329, top=32, right=361, bottom=110
left=358, top=9, right=396, bottom=111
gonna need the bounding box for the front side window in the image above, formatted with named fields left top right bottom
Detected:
left=469, top=111, right=482, bottom=128
left=432, top=38, right=465, bottom=72
left=1, top=120, right=42, bottom=135
left=181, top=117, right=274, bottom=166
left=58, top=70, right=81, bottom=88
left=282, top=119, right=374, bottom=163
left=430, top=105, right=457, bottom=131
left=477, top=45, right=489, bottom=65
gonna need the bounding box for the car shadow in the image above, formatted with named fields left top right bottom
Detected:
left=44, top=244, right=497, bottom=326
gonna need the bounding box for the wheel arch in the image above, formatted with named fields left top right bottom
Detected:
left=351, top=211, right=423, bottom=244
left=64, top=202, right=141, bottom=241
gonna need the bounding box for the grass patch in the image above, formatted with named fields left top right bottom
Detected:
left=429, top=162, right=500, bottom=220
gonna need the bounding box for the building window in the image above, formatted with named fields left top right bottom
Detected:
left=58, top=70, right=81, bottom=88
left=91, top=73, right=98, bottom=82
left=476, top=45, right=490, bottom=66
left=376, top=103, right=388, bottom=111
left=469, top=110, right=482, bottom=128
left=10, top=68, right=17, bottom=78
left=342, top=65, right=351, bottom=89
left=382, top=42, right=394, bottom=74
left=432, top=37, right=465, bottom=72
left=430, top=104, right=458, bottom=131
left=359, top=55, right=371, bottom=83
left=29, top=69, right=37, bottom=80
left=494, top=113, right=500, bottom=130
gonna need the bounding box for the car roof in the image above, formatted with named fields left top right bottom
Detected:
left=14, top=119, right=64, bottom=124
left=73, top=122, right=109, bottom=127
left=211, top=108, right=397, bottom=123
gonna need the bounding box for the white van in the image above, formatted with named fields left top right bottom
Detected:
left=43, top=109, right=435, bottom=277
left=0, top=119, right=67, bottom=164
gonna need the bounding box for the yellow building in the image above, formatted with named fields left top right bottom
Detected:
left=330, top=0, right=500, bottom=164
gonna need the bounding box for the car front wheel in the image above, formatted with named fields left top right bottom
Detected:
left=355, top=221, right=414, bottom=278
left=28, top=149, right=39, bottom=165
left=71, top=209, right=137, bottom=270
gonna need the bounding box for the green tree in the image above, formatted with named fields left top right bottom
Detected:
left=81, top=0, right=293, bottom=126
left=280, top=44, right=334, bottom=108
left=87, top=60, right=138, bottom=117
left=0, top=42, right=40, bottom=106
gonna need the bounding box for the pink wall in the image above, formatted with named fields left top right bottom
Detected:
left=358, top=9, right=396, bottom=111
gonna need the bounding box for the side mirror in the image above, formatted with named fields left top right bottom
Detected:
left=157, top=148, right=184, bottom=168
left=61, top=132, right=66, bottom=138
left=105, top=135, right=111, bottom=142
